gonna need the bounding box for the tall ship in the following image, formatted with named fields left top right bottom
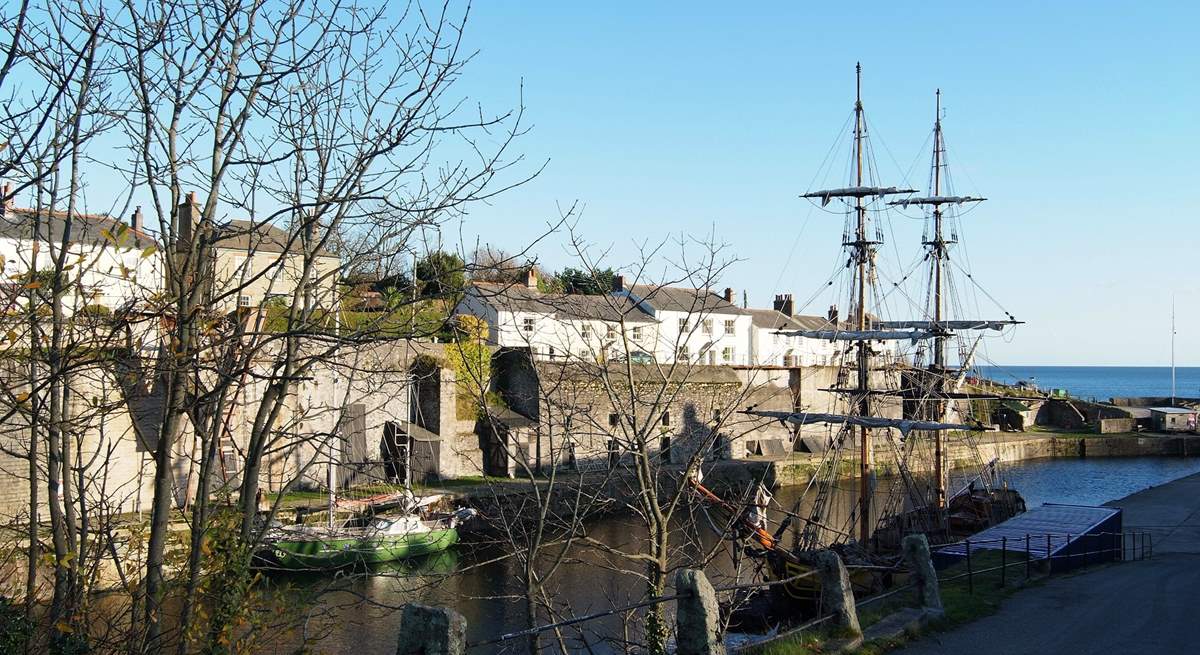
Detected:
left=692, top=64, right=1026, bottom=627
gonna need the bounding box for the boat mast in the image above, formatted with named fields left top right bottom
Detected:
left=1172, top=295, right=1177, bottom=403
left=931, top=90, right=947, bottom=508
left=853, top=63, right=873, bottom=546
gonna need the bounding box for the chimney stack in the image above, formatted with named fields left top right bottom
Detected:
left=525, top=266, right=538, bottom=290
left=723, top=287, right=734, bottom=303
left=0, top=182, right=11, bottom=217
left=827, top=304, right=839, bottom=324
left=131, top=206, right=143, bottom=233
left=773, top=293, right=794, bottom=316
left=612, top=274, right=625, bottom=293
left=178, top=191, right=199, bottom=247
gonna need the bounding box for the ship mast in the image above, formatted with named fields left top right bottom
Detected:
left=852, top=63, right=873, bottom=546
left=931, top=90, right=947, bottom=508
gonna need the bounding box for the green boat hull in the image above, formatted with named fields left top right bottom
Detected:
left=265, top=527, right=459, bottom=570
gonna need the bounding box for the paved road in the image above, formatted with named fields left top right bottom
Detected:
left=893, top=473, right=1200, bottom=655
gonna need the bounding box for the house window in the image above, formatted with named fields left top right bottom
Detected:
left=606, top=324, right=617, bottom=339
left=661, top=411, right=671, bottom=427
left=702, top=319, right=713, bottom=334
left=659, top=436, right=671, bottom=463
left=522, top=317, right=535, bottom=333
left=677, top=346, right=689, bottom=361
left=547, top=345, right=556, bottom=359
left=678, top=318, right=689, bottom=332
left=581, top=323, right=592, bottom=339
left=238, top=295, right=251, bottom=308
left=722, top=346, right=734, bottom=363
left=783, top=354, right=796, bottom=367
left=631, top=326, right=643, bottom=340
left=745, top=440, right=762, bottom=457
left=608, top=413, right=620, bottom=427
left=724, top=319, right=736, bottom=336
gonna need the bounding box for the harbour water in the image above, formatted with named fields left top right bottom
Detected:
left=978, top=365, right=1200, bottom=402
left=281, top=455, right=1200, bottom=654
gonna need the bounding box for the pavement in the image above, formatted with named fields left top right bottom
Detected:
left=891, top=472, right=1200, bottom=655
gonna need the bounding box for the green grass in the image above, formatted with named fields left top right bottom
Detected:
left=1027, top=426, right=1138, bottom=439
left=748, top=551, right=1036, bottom=654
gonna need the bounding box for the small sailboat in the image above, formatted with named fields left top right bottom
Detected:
left=259, top=491, right=475, bottom=571
left=255, top=435, right=476, bottom=571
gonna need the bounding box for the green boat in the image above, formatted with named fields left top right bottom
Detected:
left=259, top=506, right=476, bottom=571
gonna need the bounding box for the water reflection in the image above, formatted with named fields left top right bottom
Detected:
left=270, top=456, right=1200, bottom=654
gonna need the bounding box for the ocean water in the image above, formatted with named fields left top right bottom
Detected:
left=977, top=365, right=1200, bottom=402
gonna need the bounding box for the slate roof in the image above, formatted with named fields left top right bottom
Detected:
left=213, top=219, right=336, bottom=258
left=0, top=208, right=156, bottom=248
left=468, top=282, right=655, bottom=323
left=625, top=284, right=744, bottom=315
left=744, top=308, right=805, bottom=331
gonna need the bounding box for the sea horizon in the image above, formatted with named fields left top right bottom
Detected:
left=977, top=365, right=1199, bottom=401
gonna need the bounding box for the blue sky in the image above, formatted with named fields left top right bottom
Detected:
left=445, top=2, right=1199, bottom=366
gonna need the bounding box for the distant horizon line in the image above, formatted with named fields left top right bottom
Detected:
left=980, top=364, right=1199, bottom=369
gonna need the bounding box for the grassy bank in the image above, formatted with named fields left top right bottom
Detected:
left=745, top=551, right=1034, bottom=654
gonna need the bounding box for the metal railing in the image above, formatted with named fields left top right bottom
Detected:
left=936, top=530, right=1153, bottom=593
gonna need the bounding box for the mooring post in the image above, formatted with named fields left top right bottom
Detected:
left=815, top=549, right=862, bottom=637
left=395, top=604, right=467, bottom=655
left=674, top=568, right=725, bottom=655
left=902, top=534, right=942, bottom=614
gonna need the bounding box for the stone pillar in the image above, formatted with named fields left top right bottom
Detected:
left=815, top=550, right=861, bottom=636
left=902, top=534, right=943, bottom=613
left=395, top=604, right=466, bottom=655
left=674, top=568, right=725, bottom=655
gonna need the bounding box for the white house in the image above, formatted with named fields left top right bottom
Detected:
left=454, top=270, right=657, bottom=362
left=0, top=196, right=163, bottom=314
left=210, top=217, right=342, bottom=313
left=613, top=277, right=753, bottom=365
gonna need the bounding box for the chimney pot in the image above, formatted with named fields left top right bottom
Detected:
left=612, top=274, right=625, bottom=293
left=773, top=293, right=794, bottom=316
left=525, top=266, right=538, bottom=290
left=723, top=287, right=734, bottom=303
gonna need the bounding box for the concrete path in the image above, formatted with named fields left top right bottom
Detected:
left=891, top=473, right=1200, bottom=655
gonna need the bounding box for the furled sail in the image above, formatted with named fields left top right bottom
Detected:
left=775, top=329, right=937, bottom=342
left=887, top=195, right=985, bottom=208
left=802, top=186, right=918, bottom=206
left=873, top=320, right=1020, bottom=332
left=744, top=409, right=983, bottom=437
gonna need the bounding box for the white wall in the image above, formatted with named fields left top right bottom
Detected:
left=0, top=235, right=163, bottom=312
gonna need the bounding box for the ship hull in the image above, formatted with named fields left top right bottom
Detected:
left=261, top=527, right=459, bottom=570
